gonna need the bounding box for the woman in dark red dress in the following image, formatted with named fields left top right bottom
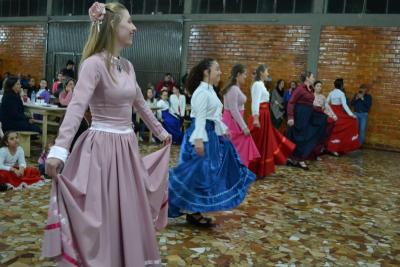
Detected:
left=286, top=72, right=327, bottom=170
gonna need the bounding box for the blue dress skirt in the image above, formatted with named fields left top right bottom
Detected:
left=162, top=110, right=183, bottom=145
left=168, top=119, right=256, bottom=218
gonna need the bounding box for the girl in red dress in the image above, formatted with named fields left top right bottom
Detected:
left=248, top=65, right=295, bottom=177
left=326, top=78, right=360, bottom=155
left=0, top=131, right=42, bottom=189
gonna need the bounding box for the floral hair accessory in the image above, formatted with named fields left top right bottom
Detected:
left=89, top=2, right=106, bottom=32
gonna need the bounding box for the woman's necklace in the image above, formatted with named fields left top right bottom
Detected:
left=112, top=56, right=123, bottom=73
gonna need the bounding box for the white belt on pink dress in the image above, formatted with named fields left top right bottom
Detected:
left=90, top=121, right=134, bottom=134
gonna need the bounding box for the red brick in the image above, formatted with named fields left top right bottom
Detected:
left=0, top=24, right=46, bottom=85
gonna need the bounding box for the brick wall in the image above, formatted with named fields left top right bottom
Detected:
left=1, top=23, right=399, bottom=150
left=0, top=24, right=46, bottom=85
left=187, top=24, right=312, bottom=118
left=187, top=24, right=400, bottom=150
left=318, top=26, right=400, bottom=150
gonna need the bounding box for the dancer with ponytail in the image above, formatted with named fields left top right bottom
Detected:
left=42, top=2, right=171, bottom=266
left=248, top=65, right=295, bottom=177
left=168, top=58, right=256, bottom=227
left=221, top=64, right=260, bottom=167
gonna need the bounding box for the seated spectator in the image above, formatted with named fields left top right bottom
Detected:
left=351, top=84, right=372, bottom=145
left=54, top=68, right=69, bottom=97
left=139, top=87, right=159, bottom=142
left=65, top=59, right=76, bottom=79
left=146, top=82, right=157, bottom=98
left=25, top=77, right=37, bottom=98
left=0, top=131, right=42, bottom=189
left=156, top=73, right=176, bottom=94
left=51, top=71, right=63, bottom=94
left=19, top=74, right=29, bottom=89
left=0, top=77, right=41, bottom=134
left=157, top=90, right=183, bottom=145
left=59, top=78, right=75, bottom=107
left=37, top=79, right=51, bottom=104
left=169, top=86, right=186, bottom=119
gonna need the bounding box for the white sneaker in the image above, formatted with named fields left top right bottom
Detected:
left=151, top=137, right=156, bottom=143
left=139, top=136, right=144, bottom=142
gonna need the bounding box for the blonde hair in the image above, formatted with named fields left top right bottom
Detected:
left=81, top=2, right=128, bottom=82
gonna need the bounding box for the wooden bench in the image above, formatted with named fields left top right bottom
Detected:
left=32, top=119, right=59, bottom=127
left=17, top=131, right=39, bottom=157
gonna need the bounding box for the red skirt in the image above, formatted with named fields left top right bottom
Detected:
left=326, top=105, right=360, bottom=154
left=0, top=166, right=42, bottom=188
left=248, top=103, right=296, bottom=177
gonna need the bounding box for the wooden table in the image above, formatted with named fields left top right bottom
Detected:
left=24, top=103, right=67, bottom=149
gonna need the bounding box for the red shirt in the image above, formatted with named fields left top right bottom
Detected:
left=156, top=80, right=176, bottom=93
left=287, top=83, right=315, bottom=120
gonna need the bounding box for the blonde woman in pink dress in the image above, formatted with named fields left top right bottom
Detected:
left=222, top=64, right=260, bottom=167
left=42, top=2, right=171, bottom=266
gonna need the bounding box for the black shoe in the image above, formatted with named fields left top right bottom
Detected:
left=297, top=161, right=309, bottom=171
left=330, top=151, right=340, bottom=157
left=186, top=213, right=214, bottom=228
left=0, top=184, right=8, bottom=192
left=286, top=158, right=296, bottom=166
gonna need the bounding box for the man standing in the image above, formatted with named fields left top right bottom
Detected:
left=64, top=60, right=75, bottom=79
left=351, top=84, right=372, bottom=145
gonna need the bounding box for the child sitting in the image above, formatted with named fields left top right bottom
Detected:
left=157, top=90, right=183, bottom=145
left=37, top=79, right=51, bottom=104
left=0, top=131, right=43, bottom=189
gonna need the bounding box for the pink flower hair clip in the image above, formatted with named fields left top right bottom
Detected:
left=89, top=2, right=106, bottom=32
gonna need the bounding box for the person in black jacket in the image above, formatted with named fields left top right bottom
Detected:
left=0, top=77, right=42, bottom=133
left=64, top=60, right=75, bottom=79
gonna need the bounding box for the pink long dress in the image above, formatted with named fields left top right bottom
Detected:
left=222, top=85, right=260, bottom=167
left=42, top=52, right=170, bottom=267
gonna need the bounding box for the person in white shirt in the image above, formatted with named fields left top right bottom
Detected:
left=138, top=88, right=159, bottom=142
left=248, top=65, right=295, bottom=177
left=326, top=78, right=360, bottom=155
left=157, top=90, right=183, bottom=144
left=0, top=131, right=42, bottom=189
left=168, top=58, right=256, bottom=227
left=169, top=86, right=186, bottom=119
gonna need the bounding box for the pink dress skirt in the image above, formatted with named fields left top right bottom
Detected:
left=222, top=110, right=260, bottom=167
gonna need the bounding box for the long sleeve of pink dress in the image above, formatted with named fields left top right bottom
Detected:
left=222, top=85, right=260, bottom=167
left=223, top=86, right=248, bottom=131
left=43, top=52, right=170, bottom=267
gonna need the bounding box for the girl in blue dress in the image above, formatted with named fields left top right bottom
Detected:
left=157, top=90, right=183, bottom=145
left=168, top=58, right=256, bottom=227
